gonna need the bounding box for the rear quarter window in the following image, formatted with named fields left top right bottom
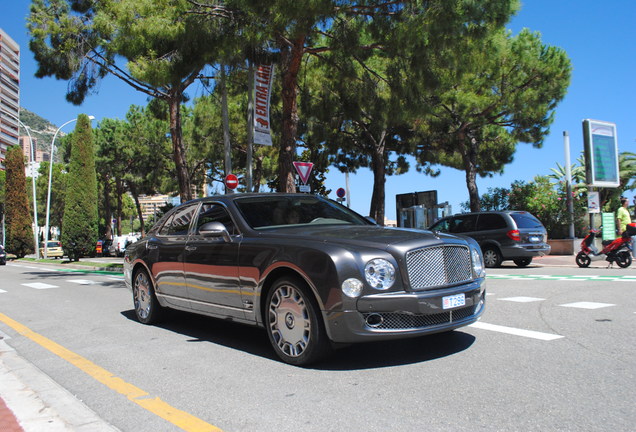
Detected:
left=510, top=213, right=544, bottom=229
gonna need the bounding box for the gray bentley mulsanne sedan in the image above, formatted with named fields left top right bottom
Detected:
left=124, top=193, right=486, bottom=365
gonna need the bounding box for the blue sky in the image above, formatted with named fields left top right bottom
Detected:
left=3, top=0, right=635, bottom=219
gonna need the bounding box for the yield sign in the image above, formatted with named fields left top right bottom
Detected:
left=293, top=161, right=314, bottom=184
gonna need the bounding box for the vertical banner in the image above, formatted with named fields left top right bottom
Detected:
left=253, top=64, right=274, bottom=146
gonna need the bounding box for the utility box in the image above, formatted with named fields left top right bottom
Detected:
left=396, top=191, right=452, bottom=229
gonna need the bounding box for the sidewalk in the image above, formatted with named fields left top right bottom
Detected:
left=0, top=335, right=119, bottom=432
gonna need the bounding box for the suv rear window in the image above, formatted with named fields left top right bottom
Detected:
left=510, top=212, right=544, bottom=229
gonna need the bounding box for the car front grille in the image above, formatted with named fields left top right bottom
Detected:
left=405, top=245, right=472, bottom=290
left=362, top=305, right=477, bottom=330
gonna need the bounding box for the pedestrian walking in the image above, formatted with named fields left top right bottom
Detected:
left=616, top=197, right=635, bottom=257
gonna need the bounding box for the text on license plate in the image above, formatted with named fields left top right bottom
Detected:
left=443, top=293, right=466, bottom=309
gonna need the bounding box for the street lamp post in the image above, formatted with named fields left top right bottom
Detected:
left=43, top=116, right=94, bottom=258
left=1, top=109, right=40, bottom=258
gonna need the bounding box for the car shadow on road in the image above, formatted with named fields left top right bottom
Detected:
left=121, top=309, right=475, bottom=370
left=318, top=331, right=475, bottom=371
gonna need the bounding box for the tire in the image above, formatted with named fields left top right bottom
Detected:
left=265, top=276, right=332, bottom=366
left=616, top=251, right=632, bottom=268
left=132, top=268, right=164, bottom=324
left=575, top=252, right=591, bottom=268
left=513, top=257, right=532, bottom=267
left=482, top=247, right=502, bottom=268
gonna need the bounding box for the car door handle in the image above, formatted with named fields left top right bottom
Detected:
left=147, top=243, right=159, bottom=250
left=185, top=246, right=197, bottom=251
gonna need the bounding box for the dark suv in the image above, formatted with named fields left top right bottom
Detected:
left=429, top=211, right=551, bottom=267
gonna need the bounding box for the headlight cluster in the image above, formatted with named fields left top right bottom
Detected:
left=364, top=258, right=396, bottom=290
left=471, top=247, right=485, bottom=277
left=340, top=258, right=397, bottom=298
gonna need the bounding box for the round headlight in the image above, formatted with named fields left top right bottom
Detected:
left=471, top=247, right=485, bottom=277
left=365, top=259, right=396, bottom=290
left=342, top=278, right=363, bottom=298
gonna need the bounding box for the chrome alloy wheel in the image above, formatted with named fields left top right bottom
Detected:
left=268, top=284, right=311, bottom=358
left=133, top=271, right=152, bottom=320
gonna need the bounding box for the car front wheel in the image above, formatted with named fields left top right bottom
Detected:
left=513, top=257, right=532, bottom=267
left=133, top=268, right=163, bottom=324
left=265, top=276, right=331, bottom=366
left=482, top=247, right=503, bottom=268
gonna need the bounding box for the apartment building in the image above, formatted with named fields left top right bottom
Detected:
left=0, top=28, right=20, bottom=170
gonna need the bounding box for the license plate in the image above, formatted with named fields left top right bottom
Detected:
left=443, top=293, right=466, bottom=310
left=529, top=236, right=540, bottom=242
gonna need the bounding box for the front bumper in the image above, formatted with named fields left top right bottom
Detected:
left=323, top=279, right=486, bottom=343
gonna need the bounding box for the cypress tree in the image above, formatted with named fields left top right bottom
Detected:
left=5, top=146, right=35, bottom=258
left=62, top=114, right=98, bottom=261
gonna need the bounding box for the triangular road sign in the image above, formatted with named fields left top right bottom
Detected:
left=293, top=161, right=314, bottom=184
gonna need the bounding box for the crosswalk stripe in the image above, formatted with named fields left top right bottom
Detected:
left=470, top=321, right=563, bottom=341
left=21, top=283, right=58, bottom=289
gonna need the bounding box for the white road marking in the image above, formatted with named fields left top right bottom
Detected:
left=559, top=302, right=615, bottom=309
left=21, top=283, right=58, bottom=290
left=470, top=322, right=564, bottom=341
left=66, top=279, right=95, bottom=285
left=499, top=296, right=545, bottom=303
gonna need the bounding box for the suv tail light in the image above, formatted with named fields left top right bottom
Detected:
left=507, top=229, right=521, bottom=241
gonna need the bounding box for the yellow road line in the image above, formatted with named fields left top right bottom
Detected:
left=0, top=313, right=223, bottom=432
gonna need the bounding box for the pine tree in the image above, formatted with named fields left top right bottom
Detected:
left=61, top=114, right=98, bottom=261
left=5, top=146, right=35, bottom=258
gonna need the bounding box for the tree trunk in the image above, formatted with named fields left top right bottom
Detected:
left=115, top=178, right=124, bottom=236
left=128, top=182, right=145, bottom=236
left=277, top=35, right=305, bottom=193
left=102, top=174, right=113, bottom=239
left=369, top=132, right=387, bottom=225
left=462, top=136, right=481, bottom=212
left=168, top=93, right=193, bottom=203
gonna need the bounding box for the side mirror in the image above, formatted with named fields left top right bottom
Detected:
left=198, top=222, right=232, bottom=242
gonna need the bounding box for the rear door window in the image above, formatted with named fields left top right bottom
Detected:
left=475, top=214, right=508, bottom=231
left=160, top=204, right=198, bottom=236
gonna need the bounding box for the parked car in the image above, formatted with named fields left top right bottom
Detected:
left=124, top=193, right=486, bottom=365
left=40, top=240, right=64, bottom=259
left=428, top=211, right=551, bottom=268
left=110, top=235, right=139, bottom=257
left=0, top=245, right=6, bottom=265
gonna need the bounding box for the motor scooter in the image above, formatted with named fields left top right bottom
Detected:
left=575, top=223, right=636, bottom=268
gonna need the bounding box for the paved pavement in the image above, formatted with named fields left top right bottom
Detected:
left=0, top=252, right=633, bottom=431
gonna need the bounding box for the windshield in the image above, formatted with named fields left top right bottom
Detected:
left=235, top=195, right=369, bottom=230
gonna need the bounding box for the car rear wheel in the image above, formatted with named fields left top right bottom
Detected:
left=265, top=276, right=331, bottom=366
left=513, top=257, right=532, bottom=267
left=133, top=268, right=163, bottom=324
left=575, top=252, right=591, bottom=268
left=482, top=247, right=502, bottom=268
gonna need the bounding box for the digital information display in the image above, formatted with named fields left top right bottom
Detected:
left=583, top=120, right=619, bottom=187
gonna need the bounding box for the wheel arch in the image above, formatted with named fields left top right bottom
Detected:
left=257, top=266, right=325, bottom=328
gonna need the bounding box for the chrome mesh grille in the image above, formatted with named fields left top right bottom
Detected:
left=406, top=245, right=472, bottom=290
left=362, top=305, right=477, bottom=330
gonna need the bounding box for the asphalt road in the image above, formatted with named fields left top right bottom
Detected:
left=0, top=261, right=635, bottom=431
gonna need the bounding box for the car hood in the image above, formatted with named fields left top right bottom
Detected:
left=257, top=225, right=464, bottom=251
